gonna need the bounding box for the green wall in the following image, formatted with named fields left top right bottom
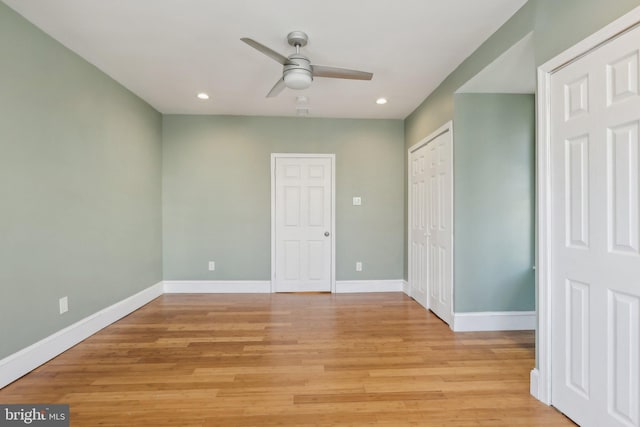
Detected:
left=453, top=94, right=535, bottom=312
left=0, top=3, right=162, bottom=358
left=533, top=0, right=640, bottom=64
left=162, top=115, right=405, bottom=282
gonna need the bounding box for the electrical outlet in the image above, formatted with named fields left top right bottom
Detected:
left=356, top=262, right=362, bottom=272
left=353, top=197, right=362, bottom=206
left=208, top=261, right=216, bottom=271
left=59, top=296, right=68, bottom=314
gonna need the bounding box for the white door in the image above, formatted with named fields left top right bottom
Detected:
left=410, top=144, right=429, bottom=307
left=409, top=123, right=453, bottom=325
left=550, top=24, right=640, bottom=427
left=272, top=155, right=334, bottom=292
left=426, top=130, right=453, bottom=325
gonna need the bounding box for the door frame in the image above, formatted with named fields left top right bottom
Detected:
left=407, top=121, right=454, bottom=321
left=534, top=6, right=640, bottom=405
left=270, top=153, right=336, bottom=293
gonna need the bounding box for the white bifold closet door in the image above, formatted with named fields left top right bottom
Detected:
left=409, top=124, right=453, bottom=325
left=550, top=22, right=640, bottom=427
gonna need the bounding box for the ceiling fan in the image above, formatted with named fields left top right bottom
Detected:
left=241, top=31, right=373, bottom=98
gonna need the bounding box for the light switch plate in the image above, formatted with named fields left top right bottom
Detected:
left=59, top=296, right=68, bottom=314
left=353, top=197, right=362, bottom=206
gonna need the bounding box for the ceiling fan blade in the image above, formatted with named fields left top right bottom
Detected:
left=241, top=38, right=297, bottom=66
left=266, top=78, right=286, bottom=98
left=311, top=65, right=373, bottom=80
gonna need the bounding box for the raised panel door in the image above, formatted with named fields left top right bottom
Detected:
left=274, top=156, right=332, bottom=292
left=550, top=24, right=640, bottom=427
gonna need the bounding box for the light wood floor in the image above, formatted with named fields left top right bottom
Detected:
left=0, top=293, right=574, bottom=426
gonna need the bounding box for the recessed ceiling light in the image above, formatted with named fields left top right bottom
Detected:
left=376, top=97, right=388, bottom=105
left=197, top=93, right=210, bottom=100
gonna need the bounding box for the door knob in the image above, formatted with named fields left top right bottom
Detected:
left=324, top=231, right=330, bottom=237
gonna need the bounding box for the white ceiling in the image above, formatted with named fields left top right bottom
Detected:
left=3, top=0, right=528, bottom=119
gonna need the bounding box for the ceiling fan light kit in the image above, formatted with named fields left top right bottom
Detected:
left=284, top=69, right=312, bottom=89
left=241, top=31, right=373, bottom=98
left=283, top=55, right=313, bottom=90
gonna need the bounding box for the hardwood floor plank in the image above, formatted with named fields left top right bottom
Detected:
left=0, top=293, right=574, bottom=426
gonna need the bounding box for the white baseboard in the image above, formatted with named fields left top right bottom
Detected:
left=402, top=280, right=410, bottom=295
left=163, top=280, right=271, bottom=293
left=335, top=280, right=404, bottom=293
left=0, top=281, right=163, bottom=389
left=452, top=311, right=536, bottom=332
left=163, top=280, right=405, bottom=294
left=530, top=368, right=540, bottom=400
